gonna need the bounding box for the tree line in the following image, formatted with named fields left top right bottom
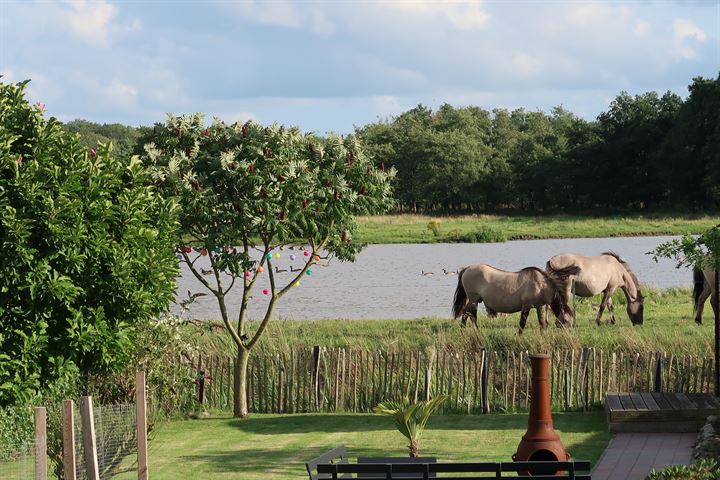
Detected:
left=63, top=74, right=720, bottom=213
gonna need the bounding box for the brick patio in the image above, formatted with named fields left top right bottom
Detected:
left=592, top=433, right=695, bottom=480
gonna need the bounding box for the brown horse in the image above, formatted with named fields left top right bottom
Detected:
left=545, top=252, right=644, bottom=326
left=452, top=264, right=576, bottom=334
left=693, top=263, right=718, bottom=325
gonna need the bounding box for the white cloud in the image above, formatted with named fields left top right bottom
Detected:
left=220, top=0, right=302, bottom=29
left=388, top=1, right=490, bottom=30
left=371, top=95, right=405, bottom=119
left=309, top=8, right=334, bottom=36
left=510, top=52, right=542, bottom=76
left=104, top=78, right=137, bottom=106
left=214, top=111, right=258, bottom=125
left=673, top=18, right=707, bottom=42
left=61, top=0, right=118, bottom=45
left=566, top=3, right=613, bottom=27
left=672, top=18, right=707, bottom=59
left=634, top=20, right=650, bottom=37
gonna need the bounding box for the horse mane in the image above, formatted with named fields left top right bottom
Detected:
left=602, top=251, right=643, bottom=297
left=519, top=266, right=564, bottom=284
left=544, top=261, right=580, bottom=280
left=519, top=266, right=545, bottom=275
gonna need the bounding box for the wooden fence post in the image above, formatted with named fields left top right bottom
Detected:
left=62, top=400, right=76, bottom=480
left=80, top=396, right=100, bottom=480
left=136, top=372, right=149, bottom=480
left=481, top=350, right=489, bottom=414
left=312, top=346, right=321, bottom=411
left=654, top=353, right=663, bottom=392
left=34, top=407, right=47, bottom=480
left=424, top=348, right=436, bottom=400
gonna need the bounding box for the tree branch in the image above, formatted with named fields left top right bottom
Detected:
left=181, top=250, right=219, bottom=296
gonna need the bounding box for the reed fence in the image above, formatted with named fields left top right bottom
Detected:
left=180, top=348, right=715, bottom=415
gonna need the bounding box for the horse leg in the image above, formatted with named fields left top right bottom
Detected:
left=461, top=301, right=479, bottom=328
left=536, top=305, right=548, bottom=329
left=595, top=290, right=612, bottom=326
left=695, top=283, right=711, bottom=325
left=607, top=297, right=616, bottom=324
left=518, top=308, right=530, bottom=335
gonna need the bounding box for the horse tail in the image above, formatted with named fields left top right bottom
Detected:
left=694, top=266, right=705, bottom=309
left=545, top=261, right=579, bottom=311
left=452, top=267, right=468, bottom=319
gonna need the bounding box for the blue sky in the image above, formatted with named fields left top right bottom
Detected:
left=1, top=1, right=718, bottom=134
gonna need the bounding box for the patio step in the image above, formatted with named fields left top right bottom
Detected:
left=605, top=392, right=720, bottom=433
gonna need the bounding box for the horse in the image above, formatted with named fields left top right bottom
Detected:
left=545, top=252, right=644, bottom=326
left=693, top=263, right=719, bottom=325
left=451, top=264, right=576, bottom=334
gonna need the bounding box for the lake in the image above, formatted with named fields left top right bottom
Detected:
left=172, top=236, right=690, bottom=321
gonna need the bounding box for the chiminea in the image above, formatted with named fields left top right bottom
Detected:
left=513, top=354, right=569, bottom=476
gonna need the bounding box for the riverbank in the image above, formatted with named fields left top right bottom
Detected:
left=189, top=287, right=713, bottom=358
left=354, top=214, right=719, bottom=244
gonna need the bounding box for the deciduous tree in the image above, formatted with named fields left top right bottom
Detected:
left=142, top=114, right=394, bottom=417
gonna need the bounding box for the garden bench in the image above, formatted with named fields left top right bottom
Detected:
left=316, top=460, right=592, bottom=479
left=306, top=445, right=351, bottom=480
left=306, top=449, right=437, bottom=479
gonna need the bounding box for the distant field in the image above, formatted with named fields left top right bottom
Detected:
left=193, top=287, right=713, bottom=358
left=354, top=213, right=720, bottom=244
left=147, top=412, right=610, bottom=479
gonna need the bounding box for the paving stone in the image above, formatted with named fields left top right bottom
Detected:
left=592, top=433, right=695, bottom=480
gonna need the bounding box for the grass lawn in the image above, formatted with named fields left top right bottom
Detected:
left=193, top=287, right=714, bottom=357
left=354, top=214, right=720, bottom=244
left=148, top=412, right=610, bottom=479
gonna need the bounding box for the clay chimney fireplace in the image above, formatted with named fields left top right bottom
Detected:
left=513, top=353, right=569, bottom=475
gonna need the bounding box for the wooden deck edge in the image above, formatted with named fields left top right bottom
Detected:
left=608, top=421, right=703, bottom=433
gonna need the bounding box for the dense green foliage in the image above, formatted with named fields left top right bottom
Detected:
left=0, top=80, right=180, bottom=406
left=646, top=459, right=720, bottom=480
left=358, top=74, right=720, bottom=213
left=55, top=75, right=719, bottom=215
left=62, top=119, right=144, bottom=160
left=141, top=114, right=395, bottom=416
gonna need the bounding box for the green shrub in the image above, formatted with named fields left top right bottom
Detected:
left=0, top=80, right=180, bottom=405
left=646, top=459, right=720, bottom=479
left=426, top=220, right=442, bottom=236
left=445, top=225, right=506, bottom=243
left=0, top=404, right=33, bottom=460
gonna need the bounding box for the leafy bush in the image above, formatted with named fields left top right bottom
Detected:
left=445, top=225, right=506, bottom=243
left=0, top=404, right=33, bottom=460
left=0, top=80, right=180, bottom=405
left=426, top=220, right=441, bottom=236
left=646, top=459, right=720, bottom=479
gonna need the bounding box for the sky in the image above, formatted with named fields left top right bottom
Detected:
left=1, top=0, right=719, bottom=135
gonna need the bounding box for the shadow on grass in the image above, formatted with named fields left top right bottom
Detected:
left=199, top=411, right=607, bottom=434
left=172, top=412, right=610, bottom=478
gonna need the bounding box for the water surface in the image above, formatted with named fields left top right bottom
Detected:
left=172, top=236, right=689, bottom=321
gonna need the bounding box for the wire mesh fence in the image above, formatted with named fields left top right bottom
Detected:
left=74, top=403, right=138, bottom=480
left=0, top=441, right=35, bottom=480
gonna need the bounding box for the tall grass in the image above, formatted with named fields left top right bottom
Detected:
left=188, top=287, right=712, bottom=358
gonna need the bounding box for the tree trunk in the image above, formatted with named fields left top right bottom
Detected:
left=715, top=269, right=719, bottom=397
left=233, top=347, right=251, bottom=418
left=408, top=440, right=419, bottom=458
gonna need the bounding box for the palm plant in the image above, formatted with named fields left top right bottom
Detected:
left=373, top=396, right=448, bottom=457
